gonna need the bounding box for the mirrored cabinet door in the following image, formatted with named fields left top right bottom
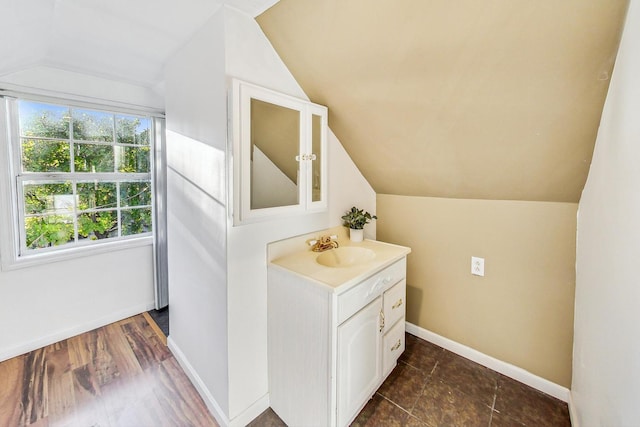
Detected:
left=232, top=79, right=328, bottom=225
left=308, top=105, right=328, bottom=209
left=250, top=98, right=301, bottom=210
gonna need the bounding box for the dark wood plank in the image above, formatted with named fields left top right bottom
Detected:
left=153, top=358, right=218, bottom=427
left=0, top=314, right=218, bottom=427
left=70, top=364, right=111, bottom=427
left=121, top=317, right=170, bottom=370
left=0, top=355, right=25, bottom=426
left=20, top=348, right=48, bottom=425
left=142, top=311, right=168, bottom=345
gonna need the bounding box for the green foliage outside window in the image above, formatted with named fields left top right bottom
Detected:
left=17, top=100, right=153, bottom=251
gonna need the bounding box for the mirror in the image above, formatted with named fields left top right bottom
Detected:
left=311, top=113, right=322, bottom=203
left=250, top=99, right=300, bottom=210
left=232, top=79, right=328, bottom=225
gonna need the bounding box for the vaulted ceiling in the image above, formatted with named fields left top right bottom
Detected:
left=1, top=0, right=628, bottom=202
left=0, top=0, right=277, bottom=88
left=257, top=0, right=629, bottom=202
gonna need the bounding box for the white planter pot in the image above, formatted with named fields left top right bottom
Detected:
left=349, top=228, right=364, bottom=242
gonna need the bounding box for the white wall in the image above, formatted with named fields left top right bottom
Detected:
left=223, top=7, right=376, bottom=421
left=572, top=1, right=640, bottom=424
left=0, top=246, right=155, bottom=361
left=0, top=66, right=164, bottom=111
left=164, top=7, right=231, bottom=418
left=0, top=68, right=157, bottom=362
left=163, top=6, right=376, bottom=425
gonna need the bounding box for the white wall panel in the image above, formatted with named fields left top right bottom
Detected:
left=573, top=1, right=640, bottom=424
left=164, top=7, right=231, bottom=418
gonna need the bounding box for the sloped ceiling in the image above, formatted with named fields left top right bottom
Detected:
left=0, top=0, right=278, bottom=88
left=257, top=0, right=629, bottom=202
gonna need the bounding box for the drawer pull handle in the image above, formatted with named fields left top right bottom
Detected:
left=392, top=298, right=403, bottom=309
left=379, top=310, right=385, bottom=332
left=391, top=339, right=402, bottom=351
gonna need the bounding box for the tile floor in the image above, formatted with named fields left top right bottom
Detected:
left=251, top=333, right=571, bottom=426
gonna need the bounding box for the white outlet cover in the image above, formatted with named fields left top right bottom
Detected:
left=471, top=256, right=485, bottom=276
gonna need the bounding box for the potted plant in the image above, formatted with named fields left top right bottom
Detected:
left=341, top=206, right=377, bottom=242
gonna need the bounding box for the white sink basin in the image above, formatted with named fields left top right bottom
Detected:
left=316, top=247, right=376, bottom=268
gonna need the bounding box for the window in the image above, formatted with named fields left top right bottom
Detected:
left=2, top=98, right=155, bottom=260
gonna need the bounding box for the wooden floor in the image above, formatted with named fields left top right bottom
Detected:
left=0, top=314, right=218, bottom=427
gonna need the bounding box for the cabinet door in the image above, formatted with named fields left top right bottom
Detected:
left=231, top=79, right=328, bottom=225
left=337, top=297, right=383, bottom=426
left=382, top=318, right=405, bottom=377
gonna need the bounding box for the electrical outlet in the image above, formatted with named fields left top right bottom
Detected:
left=471, top=256, right=484, bottom=277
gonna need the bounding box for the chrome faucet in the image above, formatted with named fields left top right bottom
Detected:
left=310, top=235, right=339, bottom=252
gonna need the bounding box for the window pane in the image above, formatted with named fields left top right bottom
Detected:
left=77, top=210, right=118, bottom=240
left=72, top=109, right=114, bottom=142
left=77, top=182, right=117, bottom=211
left=120, top=181, right=151, bottom=207
left=21, top=139, right=71, bottom=172
left=116, top=115, right=150, bottom=145
left=25, top=215, right=74, bottom=249
left=122, top=208, right=152, bottom=236
left=18, top=101, right=70, bottom=139
left=116, top=146, right=150, bottom=173
left=74, top=143, right=114, bottom=172
left=23, top=182, right=73, bottom=214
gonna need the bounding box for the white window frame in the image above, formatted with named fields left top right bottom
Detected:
left=0, top=96, right=160, bottom=270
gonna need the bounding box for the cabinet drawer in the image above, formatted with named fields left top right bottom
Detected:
left=383, top=279, right=406, bottom=332
left=383, top=319, right=405, bottom=377
left=337, top=258, right=406, bottom=325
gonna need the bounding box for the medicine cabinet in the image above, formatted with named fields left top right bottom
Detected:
left=231, top=79, right=328, bottom=225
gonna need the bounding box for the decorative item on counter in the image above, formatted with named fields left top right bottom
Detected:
left=341, top=206, right=377, bottom=242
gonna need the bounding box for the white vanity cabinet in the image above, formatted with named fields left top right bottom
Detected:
left=268, top=255, right=408, bottom=427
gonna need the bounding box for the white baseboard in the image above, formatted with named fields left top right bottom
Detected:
left=0, top=301, right=155, bottom=362
left=167, top=337, right=270, bottom=427
left=229, top=394, right=270, bottom=427
left=405, top=322, right=570, bottom=402
left=168, top=337, right=231, bottom=426
left=568, top=392, right=579, bottom=427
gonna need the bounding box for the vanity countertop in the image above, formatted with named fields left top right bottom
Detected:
left=269, top=239, right=411, bottom=293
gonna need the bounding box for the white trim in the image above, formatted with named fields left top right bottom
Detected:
left=0, top=85, right=164, bottom=118
left=0, top=301, right=154, bottom=362
left=0, top=98, right=20, bottom=271
left=229, top=394, right=270, bottom=427
left=167, top=337, right=270, bottom=427
left=568, top=392, right=579, bottom=427
left=167, top=337, right=231, bottom=427
left=405, top=322, right=571, bottom=402
left=2, top=235, right=153, bottom=271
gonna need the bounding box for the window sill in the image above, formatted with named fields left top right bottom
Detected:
left=1, top=235, right=153, bottom=272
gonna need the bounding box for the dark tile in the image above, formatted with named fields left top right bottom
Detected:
left=400, top=333, right=445, bottom=374
left=351, top=394, right=429, bottom=427
left=378, top=361, right=430, bottom=412
left=494, top=375, right=570, bottom=427
left=490, top=411, right=526, bottom=427
left=431, top=351, right=497, bottom=406
left=148, top=307, right=169, bottom=336
left=412, top=378, right=492, bottom=427
left=248, top=408, right=286, bottom=427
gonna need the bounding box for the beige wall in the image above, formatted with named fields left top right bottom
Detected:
left=259, top=0, right=628, bottom=203
left=377, top=194, right=576, bottom=387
